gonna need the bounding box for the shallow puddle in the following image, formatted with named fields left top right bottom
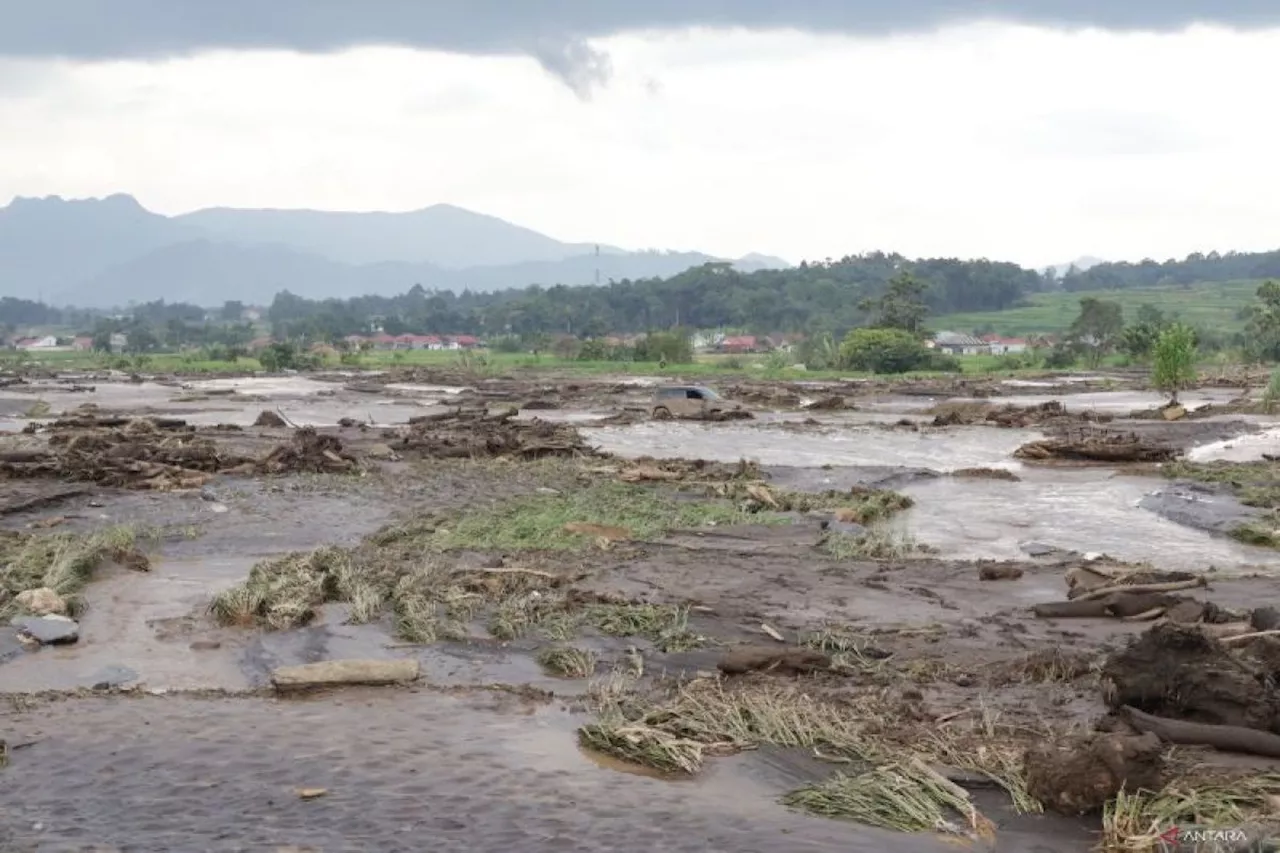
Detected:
left=0, top=556, right=257, bottom=692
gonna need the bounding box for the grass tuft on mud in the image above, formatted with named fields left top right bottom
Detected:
left=537, top=646, right=598, bottom=678
left=1101, top=773, right=1280, bottom=851
left=821, top=525, right=926, bottom=560
left=579, top=676, right=1046, bottom=824
left=0, top=526, right=143, bottom=619
left=783, top=761, right=992, bottom=837
left=433, top=482, right=758, bottom=550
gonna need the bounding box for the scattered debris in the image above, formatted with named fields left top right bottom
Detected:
left=802, top=395, right=850, bottom=411
left=951, top=467, right=1021, bottom=481
left=396, top=407, right=600, bottom=459
left=1103, top=624, right=1280, bottom=736
left=1014, top=431, right=1179, bottom=464
left=256, top=428, right=360, bottom=475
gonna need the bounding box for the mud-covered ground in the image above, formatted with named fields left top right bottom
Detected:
left=2, top=366, right=1280, bottom=852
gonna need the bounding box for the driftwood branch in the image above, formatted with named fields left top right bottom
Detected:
left=1122, top=705, right=1280, bottom=759
left=1077, top=577, right=1207, bottom=602
left=1220, top=630, right=1280, bottom=647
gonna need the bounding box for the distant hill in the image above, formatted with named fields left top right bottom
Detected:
left=0, top=194, right=790, bottom=308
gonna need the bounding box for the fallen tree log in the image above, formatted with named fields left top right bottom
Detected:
left=1122, top=705, right=1280, bottom=759
left=1034, top=592, right=1185, bottom=619
left=271, top=659, right=421, bottom=691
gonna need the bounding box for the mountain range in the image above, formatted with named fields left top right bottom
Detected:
left=0, top=194, right=789, bottom=309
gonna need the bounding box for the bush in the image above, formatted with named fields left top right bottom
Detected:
left=1151, top=323, right=1197, bottom=404
left=837, top=328, right=936, bottom=374
left=258, top=342, right=320, bottom=372
left=577, top=339, right=630, bottom=362
left=490, top=335, right=524, bottom=354
left=633, top=332, right=693, bottom=365
left=1043, top=346, right=1076, bottom=369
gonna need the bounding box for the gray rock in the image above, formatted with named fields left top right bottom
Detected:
left=1020, top=542, right=1060, bottom=557
left=89, top=664, right=139, bottom=688
left=13, top=614, right=80, bottom=645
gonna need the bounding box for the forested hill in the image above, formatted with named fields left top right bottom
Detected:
left=266, top=253, right=1045, bottom=338
left=1061, top=249, right=1280, bottom=291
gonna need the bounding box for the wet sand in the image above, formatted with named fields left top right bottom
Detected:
left=2, top=691, right=962, bottom=853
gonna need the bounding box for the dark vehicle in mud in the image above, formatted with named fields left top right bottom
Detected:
left=651, top=385, right=738, bottom=420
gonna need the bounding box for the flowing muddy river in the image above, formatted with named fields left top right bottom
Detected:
left=586, top=419, right=1274, bottom=569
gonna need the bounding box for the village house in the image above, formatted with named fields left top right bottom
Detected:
left=717, top=335, right=761, bottom=354
left=14, top=335, right=59, bottom=350
left=982, top=335, right=1029, bottom=355
left=344, top=333, right=481, bottom=351
left=73, top=336, right=93, bottom=351
left=929, top=331, right=989, bottom=356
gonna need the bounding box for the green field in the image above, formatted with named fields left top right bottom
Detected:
left=930, top=280, right=1264, bottom=336
left=2, top=343, right=1047, bottom=380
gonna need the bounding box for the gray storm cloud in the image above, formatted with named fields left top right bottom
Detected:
left=1, top=0, right=1277, bottom=96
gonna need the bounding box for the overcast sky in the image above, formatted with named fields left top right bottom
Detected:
left=1, top=4, right=1277, bottom=268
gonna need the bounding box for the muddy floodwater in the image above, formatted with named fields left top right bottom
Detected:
left=2, top=366, right=1279, bottom=852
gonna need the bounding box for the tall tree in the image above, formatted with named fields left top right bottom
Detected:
left=1067, top=297, right=1125, bottom=367
left=859, top=271, right=929, bottom=335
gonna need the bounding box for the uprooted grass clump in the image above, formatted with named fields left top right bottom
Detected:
left=537, top=646, right=598, bottom=678
left=1101, top=772, right=1280, bottom=852
left=579, top=676, right=1042, bottom=819
left=0, top=526, right=143, bottom=619
left=783, top=761, right=994, bottom=839
left=208, top=504, right=709, bottom=649
left=433, top=481, right=759, bottom=550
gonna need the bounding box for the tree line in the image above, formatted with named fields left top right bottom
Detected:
left=1058, top=249, right=1280, bottom=292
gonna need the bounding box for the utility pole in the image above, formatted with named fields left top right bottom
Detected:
left=594, top=244, right=600, bottom=287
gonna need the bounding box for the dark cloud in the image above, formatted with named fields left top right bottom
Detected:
left=2, top=1, right=1277, bottom=96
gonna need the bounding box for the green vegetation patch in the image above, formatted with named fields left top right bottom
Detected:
left=1162, top=460, right=1280, bottom=510
left=431, top=481, right=759, bottom=551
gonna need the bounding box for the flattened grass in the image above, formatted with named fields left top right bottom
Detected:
left=0, top=526, right=142, bottom=619
left=1101, top=773, right=1280, bottom=852
left=784, top=760, right=993, bottom=838
left=432, top=481, right=756, bottom=551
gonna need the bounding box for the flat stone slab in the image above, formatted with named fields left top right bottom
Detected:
left=13, top=615, right=80, bottom=645
left=270, top=659, right=420, bottom=691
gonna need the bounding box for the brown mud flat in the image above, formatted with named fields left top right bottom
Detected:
left=3, top=372, right=1279, bottom=851
left=5, top=499, right=1280, bottom=851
